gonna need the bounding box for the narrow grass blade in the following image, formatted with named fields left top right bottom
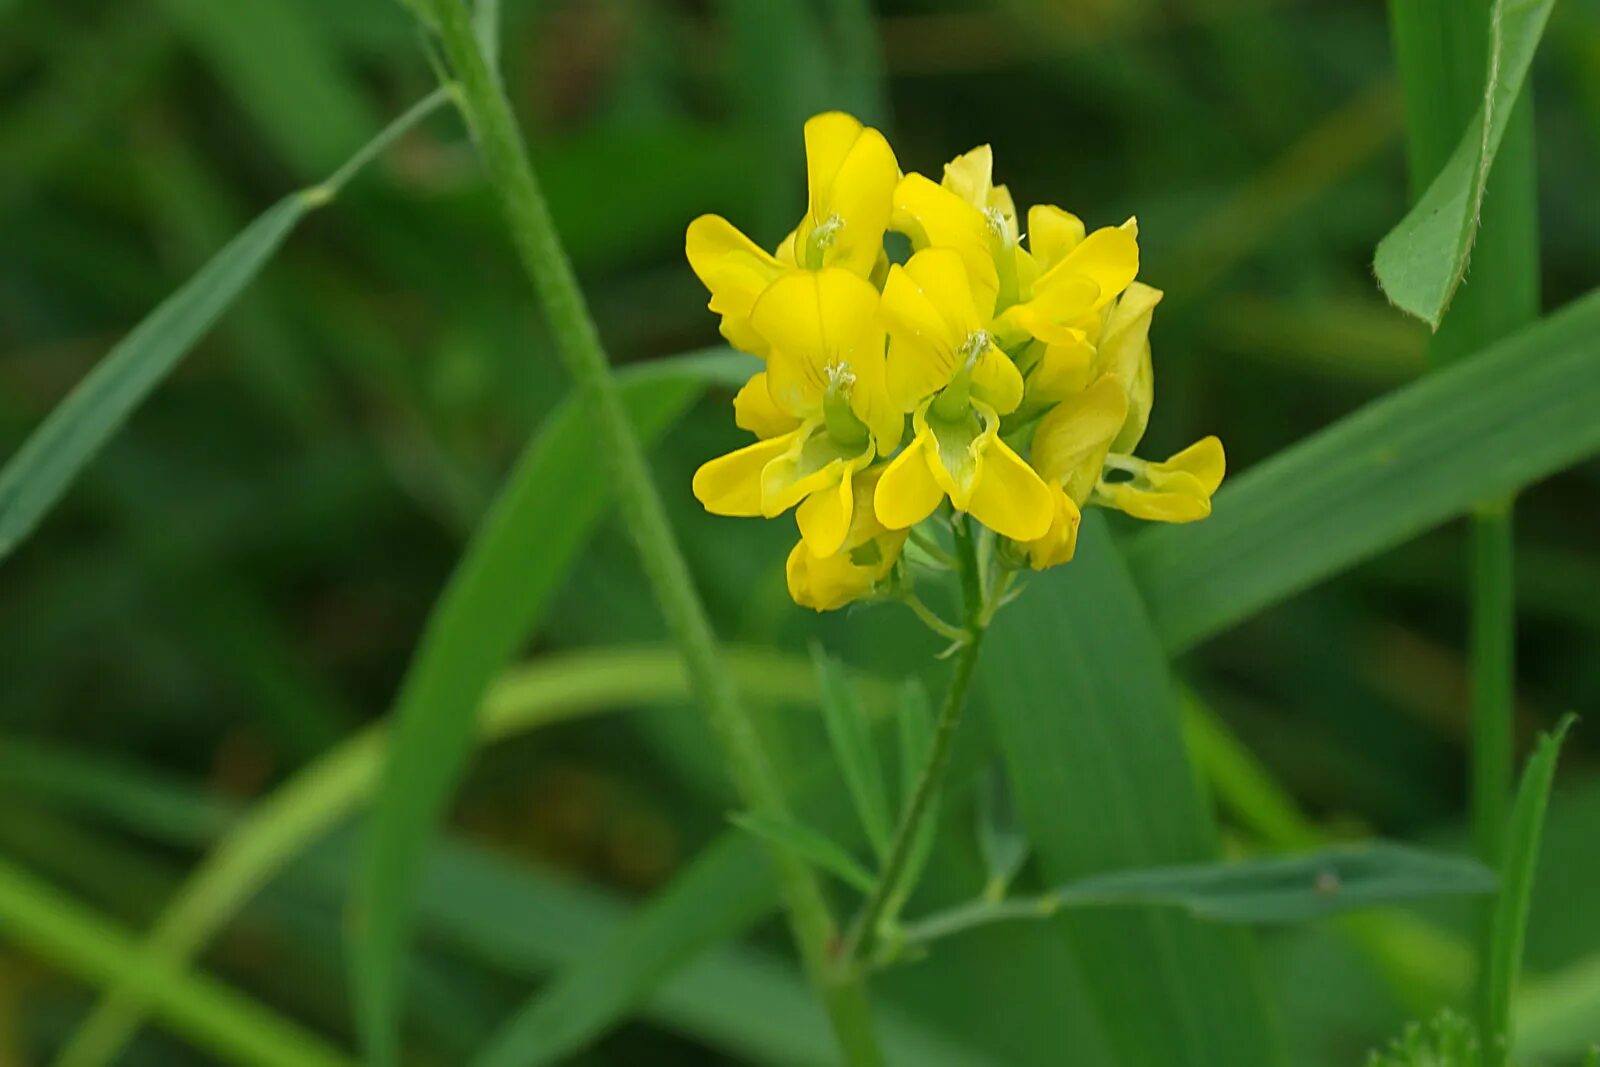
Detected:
left=351, top=352, right=749, bottom=1067
left=0, top=196, right=302, bottom=559
left=894, top=681, right=940, bottom=907
left=54, top=641, right=835, bottom=1067
left=1375, top=0, right=1555, bottom=325
left=0, top=90, right=451, bottom=563
left=1483, top=715, right=1577, bottom=1064
left=982, top=515, right=1282, bottom=1067
left=1052, top=842, right=1496, bottom=923
left=1128, top=290, right=1600, bottom=653
left=732, top=812, right=875, bottom=893
left=975, top=765, right=1030, bottom=898
left=0, top=857, right=354, bottom=1067
left=812, top=645, right=892, bottom=858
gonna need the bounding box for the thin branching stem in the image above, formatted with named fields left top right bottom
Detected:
left=410, top=4, right=884, bottom=1064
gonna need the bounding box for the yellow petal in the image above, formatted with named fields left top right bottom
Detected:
left=941, top=144, right=996, bottom=209
left=881, top=260, right=962, bottom=411
left=1098, top=475, right=1212, bottom=523
left=1097, top=282, right=1162, bottom=452
left=819, top=128, right=899, bottom=277
left=891, top=173, right=999, bottom=310
left=1039, top=222, right=1139, bottom=311
left=803, top=112, right=865, bottom=215
left=733, top=372, right=802, bottom=438
left=965, top=434, right=1054, bottom=541
left=1154, top=436, right=1226, bottom=495
left=685, top=214, right=786, bottom=356
left=1025, top=335, right=1096, bottom=406
left=873, top=431, right=944, bottom=529
left=994, top=275, right=1099, bottom=347
left=751, top=268, right=883, bottom=418
left=1026, top=205, right=1085, bottom=272
left=969, top=341, right=1024, bottom=415
left=1023, top=485, right=1082, bottom=570
left=796, top=465, right=856, bottom=557
left=1030, top=374, right=1128, bottom=497
left=692, top=432, right=798, bottom=516
left=761, top=429, right=870, bottom=516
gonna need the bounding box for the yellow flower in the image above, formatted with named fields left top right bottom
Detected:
left=786, top=466, right=908, bottom=611
left=1016, top=284, right=1223, bottom=569
left=692, top=269, right=900, bottom=556
left=685, top=112, right=898, bottom=356
left=873, top=248, right=1053, bottom=541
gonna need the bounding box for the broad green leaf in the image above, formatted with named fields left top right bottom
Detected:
left=350, top=350, right=751, bottom=1067
left=1484, top=715, right=1577, bottom=1064
left=975, top=765, right=1031, bottom=898
left=0, top=856, right=353, bottom=1067
left=0, top=90, right=452, bottom=564
left=1374, top=0, right=1555, bottom=326
left=812, top=644, right=893, bottom=858
left=981, top=515, right=1282, bottom=1067
left=1128, top=289, right=1600, bottom=653
left=1051, top=842, right=1496, bottom=923
left=55, top=642, right=842, bottom=1067
left=731, top=812, right=875, bottom=892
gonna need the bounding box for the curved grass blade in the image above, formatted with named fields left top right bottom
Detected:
left=981, top=515, right=1283, bottom=1067
left=53, top=642, right=849, bottom=1067
left=1483, top=715, right=1577, bottom=1065
left=1128, top=289, right=1600, bottom=653
left=0, top=89, right=452, bottom=563
left=0, top=856, right=354, bottom=1067
left=1375, top=0, right=1555, bottom=326
left=350, top=352, right=750, bottom=1067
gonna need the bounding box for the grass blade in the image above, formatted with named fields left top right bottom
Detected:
left=732, top=812, right=876, bottom=893
left=1051, top=842, right=1496, bottom=923
left=1483, top=714, right=1577, bottom=1065
left=1127, top=289, right=1600, bottom=653
left=1375, top=0, right=1555, bottom=325
left=812, top=645, right=893, bottom=859
left=351, top=351, right=748, bottom=1064
left=0, top=856, right=354, bottom=1067
left=54, top=642, right=839, bottom=1067
left=0, top=89, right=451, bottom=563
left=893, top=681, right=940, bottom=909
left=982, top=515, right=1282, bottom=1067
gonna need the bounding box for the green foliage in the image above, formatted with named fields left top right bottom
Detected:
left=813, top=644, right=893, bottom=857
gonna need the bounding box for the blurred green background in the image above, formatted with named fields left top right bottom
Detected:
left=2, top=0, right=1598, bottom=1064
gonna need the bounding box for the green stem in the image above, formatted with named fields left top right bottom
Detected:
left=848, top=518, right=987, bottom=964
left=410, top=5, right=883, bottom=1065
left=895, top=894, right=1058, bottom=951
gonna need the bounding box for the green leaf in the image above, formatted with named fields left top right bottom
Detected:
left=731, top=812, right=876, bottom=893
left=981, top=515, right=1282, bottom=1067
left=1052, top=842, right=1496, bottom=923
left=54, top=642, right=832, bottom=1067
left=0, top=856, right=353, bottom=1067
left=812, top=644, right=893, bottom=859
left=351, top=350, right=751, bottom=1064
left=0, top=196, right=303, bottom=560
left=1374, top=0, right=1556, bottom=326
left=1368, top=1010, right=1485, bottom=1067
left=0, top=90, right=452, bottom=564
left=1484, top=714, right=1577, bottom=1064
left=1128, top=290, right=1600, bottom=653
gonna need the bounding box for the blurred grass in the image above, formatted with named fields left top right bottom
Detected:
left=2, top=1, right=1598, bottom=1065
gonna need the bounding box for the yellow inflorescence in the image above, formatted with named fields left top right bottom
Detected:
left=688, top=112, right=1223, bottom=611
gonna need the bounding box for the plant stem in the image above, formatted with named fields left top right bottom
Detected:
left=848, top=517, right=987, bottom=964
left=895, top=894, right=1059, bottom=951
left=1388, top=0, right=1537, bottom=1049
left=411, top=4, right=883, bottom=1065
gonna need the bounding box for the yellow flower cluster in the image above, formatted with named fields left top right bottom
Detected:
left=688, top=113, right=1222, bottom=611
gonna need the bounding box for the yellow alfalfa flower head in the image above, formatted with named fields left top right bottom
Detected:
left=1014, top=283, right=1224, bottom=570
left=786, top=465, right=909, bottom=611
left=691, top=268, right=901, bottom=557
left=874, top=247, right=1053, bottom=542
left=684, top=112, right=898, bottom=356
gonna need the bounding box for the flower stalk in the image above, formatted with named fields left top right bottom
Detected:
left=411, top=3, right=885, bottom=1065
left=846, top=516, right=988, bottom=966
